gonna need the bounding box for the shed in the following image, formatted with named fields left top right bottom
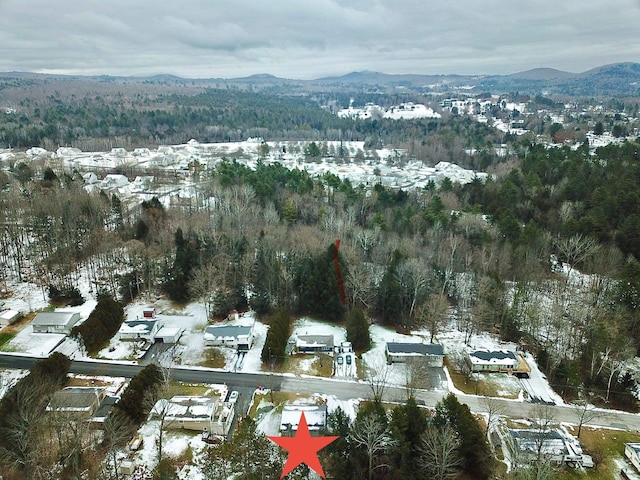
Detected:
left=32, top=312, right=81, bottom=334
left=0, top=309, right=21, bottom=326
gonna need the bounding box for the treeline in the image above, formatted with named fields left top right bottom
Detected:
left=0, top=353, right=71, bottom=478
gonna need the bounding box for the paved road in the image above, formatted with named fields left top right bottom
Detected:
left=1, top=353, right=639, bottom=432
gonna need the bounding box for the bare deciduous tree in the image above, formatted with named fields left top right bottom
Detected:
left=416, top=292, right=449, bottom=343
left=419, top=423, right=462, bottom=480
left=365, top=358, right=392, bottom=402
left=350, top=414, right=397, bottom=480
left=481, top=396, right=507, bottom=441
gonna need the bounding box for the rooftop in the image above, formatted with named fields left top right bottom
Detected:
left=386, top=342, right=444, bottom=356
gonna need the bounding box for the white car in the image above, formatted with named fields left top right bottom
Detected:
left=228, top=391, right=239, bottom=404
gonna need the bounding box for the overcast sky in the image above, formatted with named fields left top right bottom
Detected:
left=1, top=0, right=640, bottom=79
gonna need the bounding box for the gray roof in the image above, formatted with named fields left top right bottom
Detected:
left=47, top=387, right=102, bottom=411
left=32, top=311, right=80, bottom=326
left=297, top=335, right=334, bottom=348
left=386, top=342, right=444, bottom=356
left=470, top=350, right=517, bottom=361
left=204, top=324, right=252, bottom=338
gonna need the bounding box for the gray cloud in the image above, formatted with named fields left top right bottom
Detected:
left=0, top=0, right=639, bottom=78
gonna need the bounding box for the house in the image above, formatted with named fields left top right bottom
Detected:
left=294, top=335, right=334, bottom=354
left=507, top=428, right=592, bottom=468
left=118, top=318, right=162, bottom=341
left=151, top=393, right=234, bottom=436
left=32, top=312, right=81, bottom=334
left=280, top=403, right=328, bottom=437
left=82, top=172, right=99, bottom=185
left=467, top=349, right=529, bottom=374
left=625, top=443, right=640, bottom=472
left=46, top=387, right=106, bottom=419
left=101, top=174, right=129, bottom=190
left=204, top=324, right=254, bottom=350
left=0, top=309, right=21, bottom=327
left=385, top=342, right=445, bottom=367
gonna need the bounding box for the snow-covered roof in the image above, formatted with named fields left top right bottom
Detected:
left=120, top=319, right=159, bottom=334
left=469, top=349, right=518, bottom=366
left=280, top=404, right=327, bottom=432
left=153, top=396, right=217, bottom=420
left=296, top=334, right=334, bottom=349
left=32, top=311, right=80, bottom=327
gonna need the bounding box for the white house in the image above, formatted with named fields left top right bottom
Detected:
left=118, top=318, right=162, bottom=341
left=467, top=349, right=523, bottom=373
left=32, top=312, right=81, bottom=334
left=100, top=174, right=129, bottom=189
left=625, top=443, right=640, bottom=473
left=385, top=342, right=445, bottom=367
left=204, top=324, right=254, bottom=350
left=151, top=393, right=234, bottom=436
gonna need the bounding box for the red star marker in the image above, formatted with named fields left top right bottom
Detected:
left=269, top=411, right=339, bottom=478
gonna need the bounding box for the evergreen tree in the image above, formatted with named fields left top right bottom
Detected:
left=376, top=250, right=404, bottom=325
left=433, top=393, right=492, bottom=479
left=295, top=243, right=347, bottom=321
left=389, top=396, right=428, bottom=479
left=346, top=306, right=370, bottom=350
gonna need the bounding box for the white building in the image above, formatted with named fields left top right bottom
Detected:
left=151, top=391, right=234, bottom=436
left=280, top=403, right=328, bottom=437
left=32, top=312, right=81, bottom=334
left=0, top=309, right=21, bottom=327
left=204, top=324, right=254, bottom=350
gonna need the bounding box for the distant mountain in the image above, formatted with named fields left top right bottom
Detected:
left=1, top=63, right=640, bottom=97
left=509, top=68, right=576, bottom=80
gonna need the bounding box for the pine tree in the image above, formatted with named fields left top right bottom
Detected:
left=346, top=307, right=370, bottom=350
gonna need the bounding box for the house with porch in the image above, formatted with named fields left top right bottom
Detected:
left=467, top=349, right=529, bottom=374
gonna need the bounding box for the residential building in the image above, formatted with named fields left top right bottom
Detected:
left=119, top=318, right=162, bottom=341
left=151, top=393, right=234, bottom=436
left=280, top=403, right=328, bottom=437
left=46, top=387, right=106, bottom=419
left=204, top=324, right=254, bottom=350
left=32, top=312, right=81, bottom=334
left=467, top=349, right=529, bottom=374
left=385, top=342, right=445, bottom=367
left=294, top=335, right=334, bottom=354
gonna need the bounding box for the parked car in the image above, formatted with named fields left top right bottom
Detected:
left=346, top=355, right=352, bottom=365
left=337, top=356, right=344, bottom=365
left=228, top=390, right=239, bottom=403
